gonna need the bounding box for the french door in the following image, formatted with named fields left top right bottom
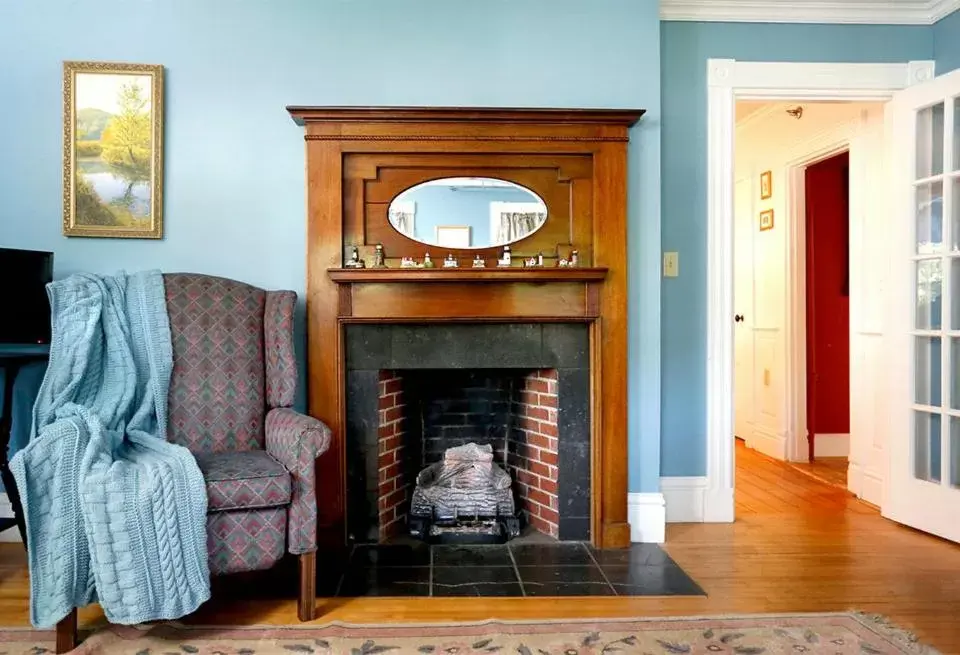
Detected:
left=884, top=67, right=960, bottom=543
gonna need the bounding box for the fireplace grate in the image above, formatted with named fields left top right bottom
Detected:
left=408, top=442, right=521, bottom=544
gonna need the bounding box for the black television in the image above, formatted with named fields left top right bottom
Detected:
left=0, top=248, right=54, bottom=346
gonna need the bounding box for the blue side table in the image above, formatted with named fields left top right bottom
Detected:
left=0, top=344, right=49, bottom=546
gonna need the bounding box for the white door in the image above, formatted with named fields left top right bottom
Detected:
left=884, top=68, right=960, bottom=543
left=734, top=176, right=755, bottom=441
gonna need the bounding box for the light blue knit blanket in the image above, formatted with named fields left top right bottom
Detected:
left=9, top=271, right=210, bottom=628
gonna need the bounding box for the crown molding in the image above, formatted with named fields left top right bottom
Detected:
left=660, top=0, right=960, bottom=25
left=930, top=0, right=960, bottom=21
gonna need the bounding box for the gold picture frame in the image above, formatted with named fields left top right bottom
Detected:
left=759, top=208, right=775, bottom=231
left=760, top=170, right=772, bottom=200
left=63, top=61, right=164, bottom=238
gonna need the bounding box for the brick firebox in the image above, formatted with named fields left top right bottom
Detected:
left=345, top=323, right=591, bottom=545
left=376, top=368, right=562, bottom=541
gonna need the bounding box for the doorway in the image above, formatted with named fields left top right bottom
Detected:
left=707, top=59, right=960, bottom=546
left=732, top=101, right=869, bottom=497
left=798, top=150, right=851, bottom=486
left=703, top=58, right=935, bottom=525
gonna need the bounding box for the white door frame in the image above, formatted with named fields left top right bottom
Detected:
left=704, top=58, right=936, bottom=522
left=784, top=139, right=851, bottom=464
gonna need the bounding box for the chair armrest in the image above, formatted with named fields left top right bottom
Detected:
left=265, top=408, right=332, bottom=554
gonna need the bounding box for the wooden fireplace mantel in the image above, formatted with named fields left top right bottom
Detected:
left=327, top=267, right=609, bottom=283
left=289, top=105, right=643, bottom=550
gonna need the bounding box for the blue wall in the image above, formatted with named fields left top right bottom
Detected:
left=659, top=22, right=934, bottom=477
left=400, top=185, right=537, bottom=247
left=0, top=0, right=662, bottom=493
left=3, top=0, right=941, bottom=495
left=934, top=10, right=960, bottom=74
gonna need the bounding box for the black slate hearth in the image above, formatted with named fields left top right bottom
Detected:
left=344, top=323, right=591, bottom=543
left=330, top=542, right=706, bottom=598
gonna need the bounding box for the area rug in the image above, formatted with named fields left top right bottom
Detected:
left=0, top=612, right=940, bottom=654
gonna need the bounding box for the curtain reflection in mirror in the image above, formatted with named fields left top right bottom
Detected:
left=490, top=201, right=546, bottom=245
left=495, top=212, right=544, bottom=243
left=389, top=200, right=416, bottom=237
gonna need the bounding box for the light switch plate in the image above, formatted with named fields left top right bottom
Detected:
left=663, top=251, right=679, bottom=277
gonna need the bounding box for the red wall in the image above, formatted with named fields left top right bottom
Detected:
left=805, top=151, right=850, bottom=436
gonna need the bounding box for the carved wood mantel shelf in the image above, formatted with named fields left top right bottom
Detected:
left=327, top=268, right=609, bottom=283
left=288, top=105, right=644, bottom=550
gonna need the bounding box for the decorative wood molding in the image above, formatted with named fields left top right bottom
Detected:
left=662, top=0, right=960, bottom=25
left=304, top=135, right=629, bottom=142
left=289, top=105, right=642, bottom=549
left=328, top=268, right=608, bottom=283
left=287, top=106, right=645, bottom=127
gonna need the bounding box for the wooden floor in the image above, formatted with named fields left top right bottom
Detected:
left=786, top=454, right=849, bottom=490
left=1, top=441, right=958, bottom=651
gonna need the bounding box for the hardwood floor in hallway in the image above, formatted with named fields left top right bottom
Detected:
left=0, top=441, right=957, bottom=651
left=785, top=453, right=850, bottom=491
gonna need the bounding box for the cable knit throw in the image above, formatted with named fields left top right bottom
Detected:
left=9, top=271, right=210, bottom=628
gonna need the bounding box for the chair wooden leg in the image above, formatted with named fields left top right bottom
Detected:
left=55, top=609, right=77, bottom=654
left=297, top=551, right=316, bottom=622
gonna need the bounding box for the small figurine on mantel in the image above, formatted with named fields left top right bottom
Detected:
left=523, top=257, right=538, bottom=267
left=345, top=246, right=366, bottom=269
left=372, top=243, right=386, bottom=268
left=423, top=253, right=435, bottom=268
left=497, top=245, right=512, bottom=267
left=472, top=254, right=486, bottom=268
left=401, top=256, right=419, bottom=268
left=570, top=249, right=579, bottom=267
left=443, top=254, right=459, bottom=268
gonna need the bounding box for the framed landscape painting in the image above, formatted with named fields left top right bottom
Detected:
left=63, top=61, right=164, bottom=238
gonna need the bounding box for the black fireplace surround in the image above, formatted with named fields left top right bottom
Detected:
left=344, top=323, right=591, bottom=543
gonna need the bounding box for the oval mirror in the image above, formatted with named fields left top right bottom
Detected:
left=387, top=177, right=548, bottom=249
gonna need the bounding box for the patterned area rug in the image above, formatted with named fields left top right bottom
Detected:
left=0, top=613, right=940, bottom=654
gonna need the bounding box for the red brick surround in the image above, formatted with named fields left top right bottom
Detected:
left=509, top=370, right=560, bottom=537
left=374, top=368, right=563, bottom=541
left=377, top=371, right=410, bottom=541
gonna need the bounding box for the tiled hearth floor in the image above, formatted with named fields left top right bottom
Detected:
left=325, top=542, right=705, bottom=597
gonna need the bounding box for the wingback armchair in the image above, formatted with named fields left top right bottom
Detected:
left=55, top=273, right=332, bottom=652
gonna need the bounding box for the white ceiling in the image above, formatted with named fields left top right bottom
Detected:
left=660, top=0, right=960, bottom=24
left=735, top=101, right=769, bottom=123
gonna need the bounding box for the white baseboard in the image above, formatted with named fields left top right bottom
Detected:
left=703, top=485, right=735, bottom=522
left=848, top=461, right=883, bottom=506
left=660, top=476, right=734, bottom=523
left=660, top=476, right=706, bottom=522
left=627, top=492, right=665, bottom=543
left=814, top=433, right=850, bottom=457
left=746, top=427, right=786, bottom=460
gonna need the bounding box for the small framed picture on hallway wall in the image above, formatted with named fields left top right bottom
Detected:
left=759, top=209, right=774, bottom=231
left=760, top=170, right=772, bottom=199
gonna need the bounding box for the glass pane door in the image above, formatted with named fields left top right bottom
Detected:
left=912, top=96, right=957, bottom=489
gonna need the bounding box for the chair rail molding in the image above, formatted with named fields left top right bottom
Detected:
left=704, top=58, right=935, bottom=523
left=662, top=0, right=960, bottom=24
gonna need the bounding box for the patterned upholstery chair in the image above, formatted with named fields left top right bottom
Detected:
left=164, top=273, right=331, bottom=613
left=56, top=273, right=331, bottom=652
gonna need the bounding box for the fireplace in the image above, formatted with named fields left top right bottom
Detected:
left=288, top=106, right=642, bottom=549
left=345, top=323, right=590, bottom=545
